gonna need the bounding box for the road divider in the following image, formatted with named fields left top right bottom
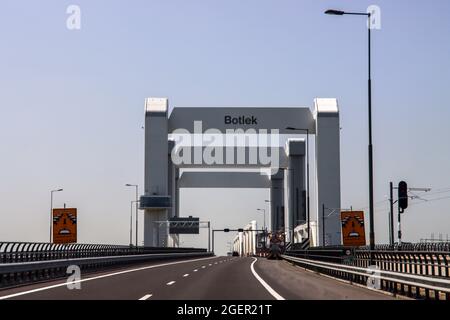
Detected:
left=0, top=250, right=213, bottom=290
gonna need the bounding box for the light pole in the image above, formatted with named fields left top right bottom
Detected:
left=325, top=9, right=376, bottom=256
left=125, top=184, right=139, bottom=246
left=286, top=127, right=311, bottom=242
left=264, top=199, right=270, bottom=229
left=50, top=188, right=63, bottom=243
left=257, top=208, right=266, bottom=248
left=131, top=200, right=140, bottom=246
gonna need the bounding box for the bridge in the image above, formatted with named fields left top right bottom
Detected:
left=1, top=96, right=450, bottom=301
left=1, top=240, right=450, bottom=300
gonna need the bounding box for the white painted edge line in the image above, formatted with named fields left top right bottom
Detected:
left=167, top=281, right=176, bottom=286
left=250, top=258, right=285, bottom=301
left=282, top=255, right=450, bottom=293
left=0, top=256, right=217, bottom=300
left=139, top=294, right=153, bottom=300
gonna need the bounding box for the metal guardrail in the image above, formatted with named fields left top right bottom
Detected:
left=0, top=242, right=206, bottom=263
left=0, top=242, right=211, bottom=289
left=282, top=254, right=450, bottom=298
left=285, top=245, right=450, bottom=300
left=290, top=242, right=450, bottom=252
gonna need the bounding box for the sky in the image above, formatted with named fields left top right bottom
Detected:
left=1, top=0, right=450, bottom=255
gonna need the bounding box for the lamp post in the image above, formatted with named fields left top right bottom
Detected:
left=131, top=200, right=140, bottom=246
left=286, top=127, right=311, bottom=243
left=50, top=188, right=63, bottom=243
left=257, top=208, right=266, bottom=248
left=125, top=184, right=139, bottom=246
left=325, top=8, right=376, bottom=256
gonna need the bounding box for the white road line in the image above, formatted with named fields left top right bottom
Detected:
left=167, top=281, right=176, bottom=286
left=208, top=264, right=212, bottom=266
left=0, top=256, right=217, bottom=300
left=214, top=262, right=218, bottom=265
left=250, top=258, right=285, bottom=300
left=201, top=266, right=206, bottom=268
left=183, top=274, right=189, bottom=277
left=193, top=269, right=198, bottom=272
left=139, top=294, right=153, bottom=300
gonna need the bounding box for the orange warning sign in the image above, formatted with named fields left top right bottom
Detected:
left=53, top=208, right=77, bottom=244
left=341, top=211, right=366, bottom=247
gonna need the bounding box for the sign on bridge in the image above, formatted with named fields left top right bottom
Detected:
left=340, top=211, right=366, bottom=247
left=169, top=217, right=200, bottom=234
left=53, top=208, right=77, bottom=244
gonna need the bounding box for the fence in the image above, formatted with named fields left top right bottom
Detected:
left=0, top=242, right=210, bottom=289
left=285, top=243, right=450, bottom=300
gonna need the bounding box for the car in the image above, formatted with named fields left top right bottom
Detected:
left=232, top=251, right=239, bottom=257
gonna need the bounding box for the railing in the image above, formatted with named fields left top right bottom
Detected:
left=0, top=242, right=206, bottom=263
left=0, top=242, right=211, bottom=289
left=285, top=244, right=450, bottom=300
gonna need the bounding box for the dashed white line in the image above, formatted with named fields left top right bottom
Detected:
left=183, top=274, right=189, bottom=277
left=167, top=281, right=176, bottom=286
left=201, top=266, right=206, bottom=269
left=0, top=256, right=217, bottom=300
left=139, top=294, right=153, bottom=300
left=209, top=264, right=212, bottom=266
left=250, top=258, right=285, bottom=300
left=193, top=269, right=198, bottom=272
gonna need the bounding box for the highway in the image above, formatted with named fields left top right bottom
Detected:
left=0, top=256, right=394, bottom=300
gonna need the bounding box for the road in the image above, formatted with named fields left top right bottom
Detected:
left=0, top=256, right=394, bottom=300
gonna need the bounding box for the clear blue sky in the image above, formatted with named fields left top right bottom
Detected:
left=1, top=1, right=450, bottom=253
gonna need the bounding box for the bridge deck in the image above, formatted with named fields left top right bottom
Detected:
left=0, top=256, right=394, bottom=300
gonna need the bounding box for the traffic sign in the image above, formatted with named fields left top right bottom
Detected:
left=53, top=208, right=77, bottom=244
left=341, top=211, right=366, bottom=247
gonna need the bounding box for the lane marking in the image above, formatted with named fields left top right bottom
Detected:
left=250, top=258, right=285, bottom=300
left=208, top=264, right=212, bottom=266
left=201, top=266, right=206, bottom=269
left=0, top=256, right=217, bottom=300
left=183, top=274, right=189, bottom=277
left=139, top=294, right=153, bottom=300
left=167, top=281, right=176, bottom=286
left=193, top=269, right=198, bottom=272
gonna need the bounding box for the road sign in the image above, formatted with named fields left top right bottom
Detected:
left=53, top=208, right=77, bottom=244
left=169, top=217, right=200, bottom=234
left=341, top=211, right=366, bottom=247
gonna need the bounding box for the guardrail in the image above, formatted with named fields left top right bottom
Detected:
left=0, top=242, right=211, bottom=289
left=285, top=245, right=450, bottom=300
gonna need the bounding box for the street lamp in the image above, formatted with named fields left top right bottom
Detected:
left=286, top=127, right=311, bottom=243
left=257, top=208, right=267, bottom=248
left=125, top=184, right=139, bottom=246
left=50, top=188, right=63, bottom=243
left=131, top=200, right=140, bottom=247
left=325, top=8, right=376, bottom=256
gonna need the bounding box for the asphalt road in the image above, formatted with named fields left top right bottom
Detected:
left=0, top=256, right=394, bottom=300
